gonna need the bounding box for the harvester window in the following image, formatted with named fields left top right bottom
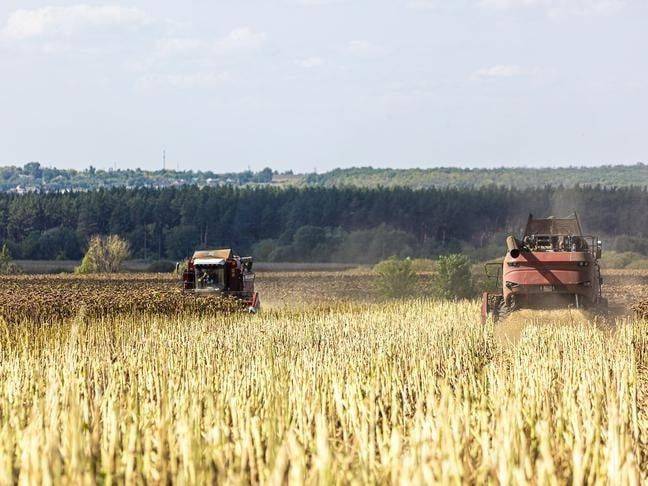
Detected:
left=195, top=265, right=226, bottom=290
left=523, top=234, right=589, bottom=253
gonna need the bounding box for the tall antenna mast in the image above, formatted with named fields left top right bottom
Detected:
left=163, top=149, right=166, bottom=171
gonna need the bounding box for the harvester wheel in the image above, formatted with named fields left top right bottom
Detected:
left=497, top=300, right=508, bottom=321
left=491, top=295, right=503, bottom=322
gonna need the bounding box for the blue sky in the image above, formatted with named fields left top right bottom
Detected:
left=0, top=0, right=646, bottom=172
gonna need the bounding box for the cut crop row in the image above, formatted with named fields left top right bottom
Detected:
left=0, top=276, right=243, bottom=323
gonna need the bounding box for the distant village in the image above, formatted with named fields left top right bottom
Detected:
left=1, top=163, right=299, bottom=194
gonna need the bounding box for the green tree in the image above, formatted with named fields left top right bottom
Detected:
left=373, top=257, right=418, bottom=298
left=0, top=243, right=21, bottom=275
left=38, top=227, right=81, bottom=260
left=292, top=225, right=336, bottom=260
left=76, top=235, right=130, bottom=274
left=433, top=254, right=474, bottom=300
left=252, top=239, right=279, bottom=261
left=164, top=225, right=200, bottom=260
left=23, top=162, right=43, bottom=179
left=334, top=225, right=416, bottom=263
left=253, top=167, right=273, bottom=183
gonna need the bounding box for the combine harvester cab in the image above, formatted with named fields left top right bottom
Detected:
left=482, top=214, right=606, bottom=323
left=182, top=248, right=260, bottom=313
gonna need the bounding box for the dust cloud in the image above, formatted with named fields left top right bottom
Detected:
left=493, top=309, right=602, bottom=346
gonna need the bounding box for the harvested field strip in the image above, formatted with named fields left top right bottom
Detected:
left=0, top=276, right=242, bottom=323
left=634, top=299, right=648, bottom=319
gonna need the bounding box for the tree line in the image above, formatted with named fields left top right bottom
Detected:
left=2, top=162, right=647, bottom=193
left=0, top=185, right=646, bottom=263
left=304, top=164, right=648, bottom=189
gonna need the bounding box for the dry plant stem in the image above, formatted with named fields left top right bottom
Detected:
left=0, top=300, right=644, bottom=484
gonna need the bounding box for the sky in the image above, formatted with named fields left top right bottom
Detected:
left=0, top=1, right=646, bottom=173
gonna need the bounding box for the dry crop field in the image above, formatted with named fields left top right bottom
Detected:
left=0, top=270, right=646, bottom=483
left=257, top=268, right=648, bottom=312
left=0, top=274, right=243, bottom=324
left=598, top=269, right=648, bottom=313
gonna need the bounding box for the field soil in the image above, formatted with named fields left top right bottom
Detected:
left=256, top=268, right=647, bottom=314
left=6, top=266, right=645, bottom=314
left=599, top=269, right=648, bottom=312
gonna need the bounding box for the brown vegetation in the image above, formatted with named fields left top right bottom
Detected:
left=0, top=275, right=243, bottom=323
left=634, top=299, right=648, bottom=319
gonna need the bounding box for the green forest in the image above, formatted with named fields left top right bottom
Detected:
left=304, top=164, right=648, bottom=189
left=1, top=185, right=647, bottom=263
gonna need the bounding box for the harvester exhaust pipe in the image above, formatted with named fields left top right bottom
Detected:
left=506, top=236, right=521, bottom=259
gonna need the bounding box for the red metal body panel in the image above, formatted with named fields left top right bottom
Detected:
left=502, top=250, right=601, bottom=305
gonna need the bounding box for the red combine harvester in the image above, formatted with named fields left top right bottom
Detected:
left=482, top=214, right=606, bottom=323
left=182, top=249, right=260, bottom=313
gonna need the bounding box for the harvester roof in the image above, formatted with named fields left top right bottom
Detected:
left=524, top=214, right=583, bottom=237
left=193, top=258, right=226, bottom=266
left=192, top=249, right=233, bottom=260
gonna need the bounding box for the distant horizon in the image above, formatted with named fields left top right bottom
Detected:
left=1, top=160, right=646, bottom=174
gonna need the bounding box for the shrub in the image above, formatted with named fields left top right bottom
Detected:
left=0, top=243, right=22, bottom=275
left=599, top=251, right=648, bottom=269
left=612, top=235, right=648, bottom=256
left=410, top=258, right=436, bottom=272
left=76, top=235, right=131, bottom=274
left=373, top=257, right=418, bottom=298
left=433, top=254, right=474, bottom=300
left=253, top=239, right=279, bottom=261
left=625, top=259, right=648, bottom=270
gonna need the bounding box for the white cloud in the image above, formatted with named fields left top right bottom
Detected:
left=141, top=27, right=266, bottom=90
left=408, top=1, right=476, bottom=12
left=215, top=27, right=266, bottom=52
left=155, top=37, right=209, bottom=57
left=139, top=71, right=232, bottom=89
left=479, top=0, right=626, bottom=18
left=153, top=28, right=266, bottom=61
left=2, top=5, right=151, bottom=40
left=346, top=40, right=384, bottom=58
left=473, top=64, right=541, bottom=78
left=409, top=0, right=441, bottom=10
left=293, top=0, right=349, bottom=5
left=296, top=56, right=324, bottom=68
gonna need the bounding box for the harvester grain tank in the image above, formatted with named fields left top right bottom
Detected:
left=181, top=249, right=260, bottom=312
left=482, top=214, right=606, bottom=322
